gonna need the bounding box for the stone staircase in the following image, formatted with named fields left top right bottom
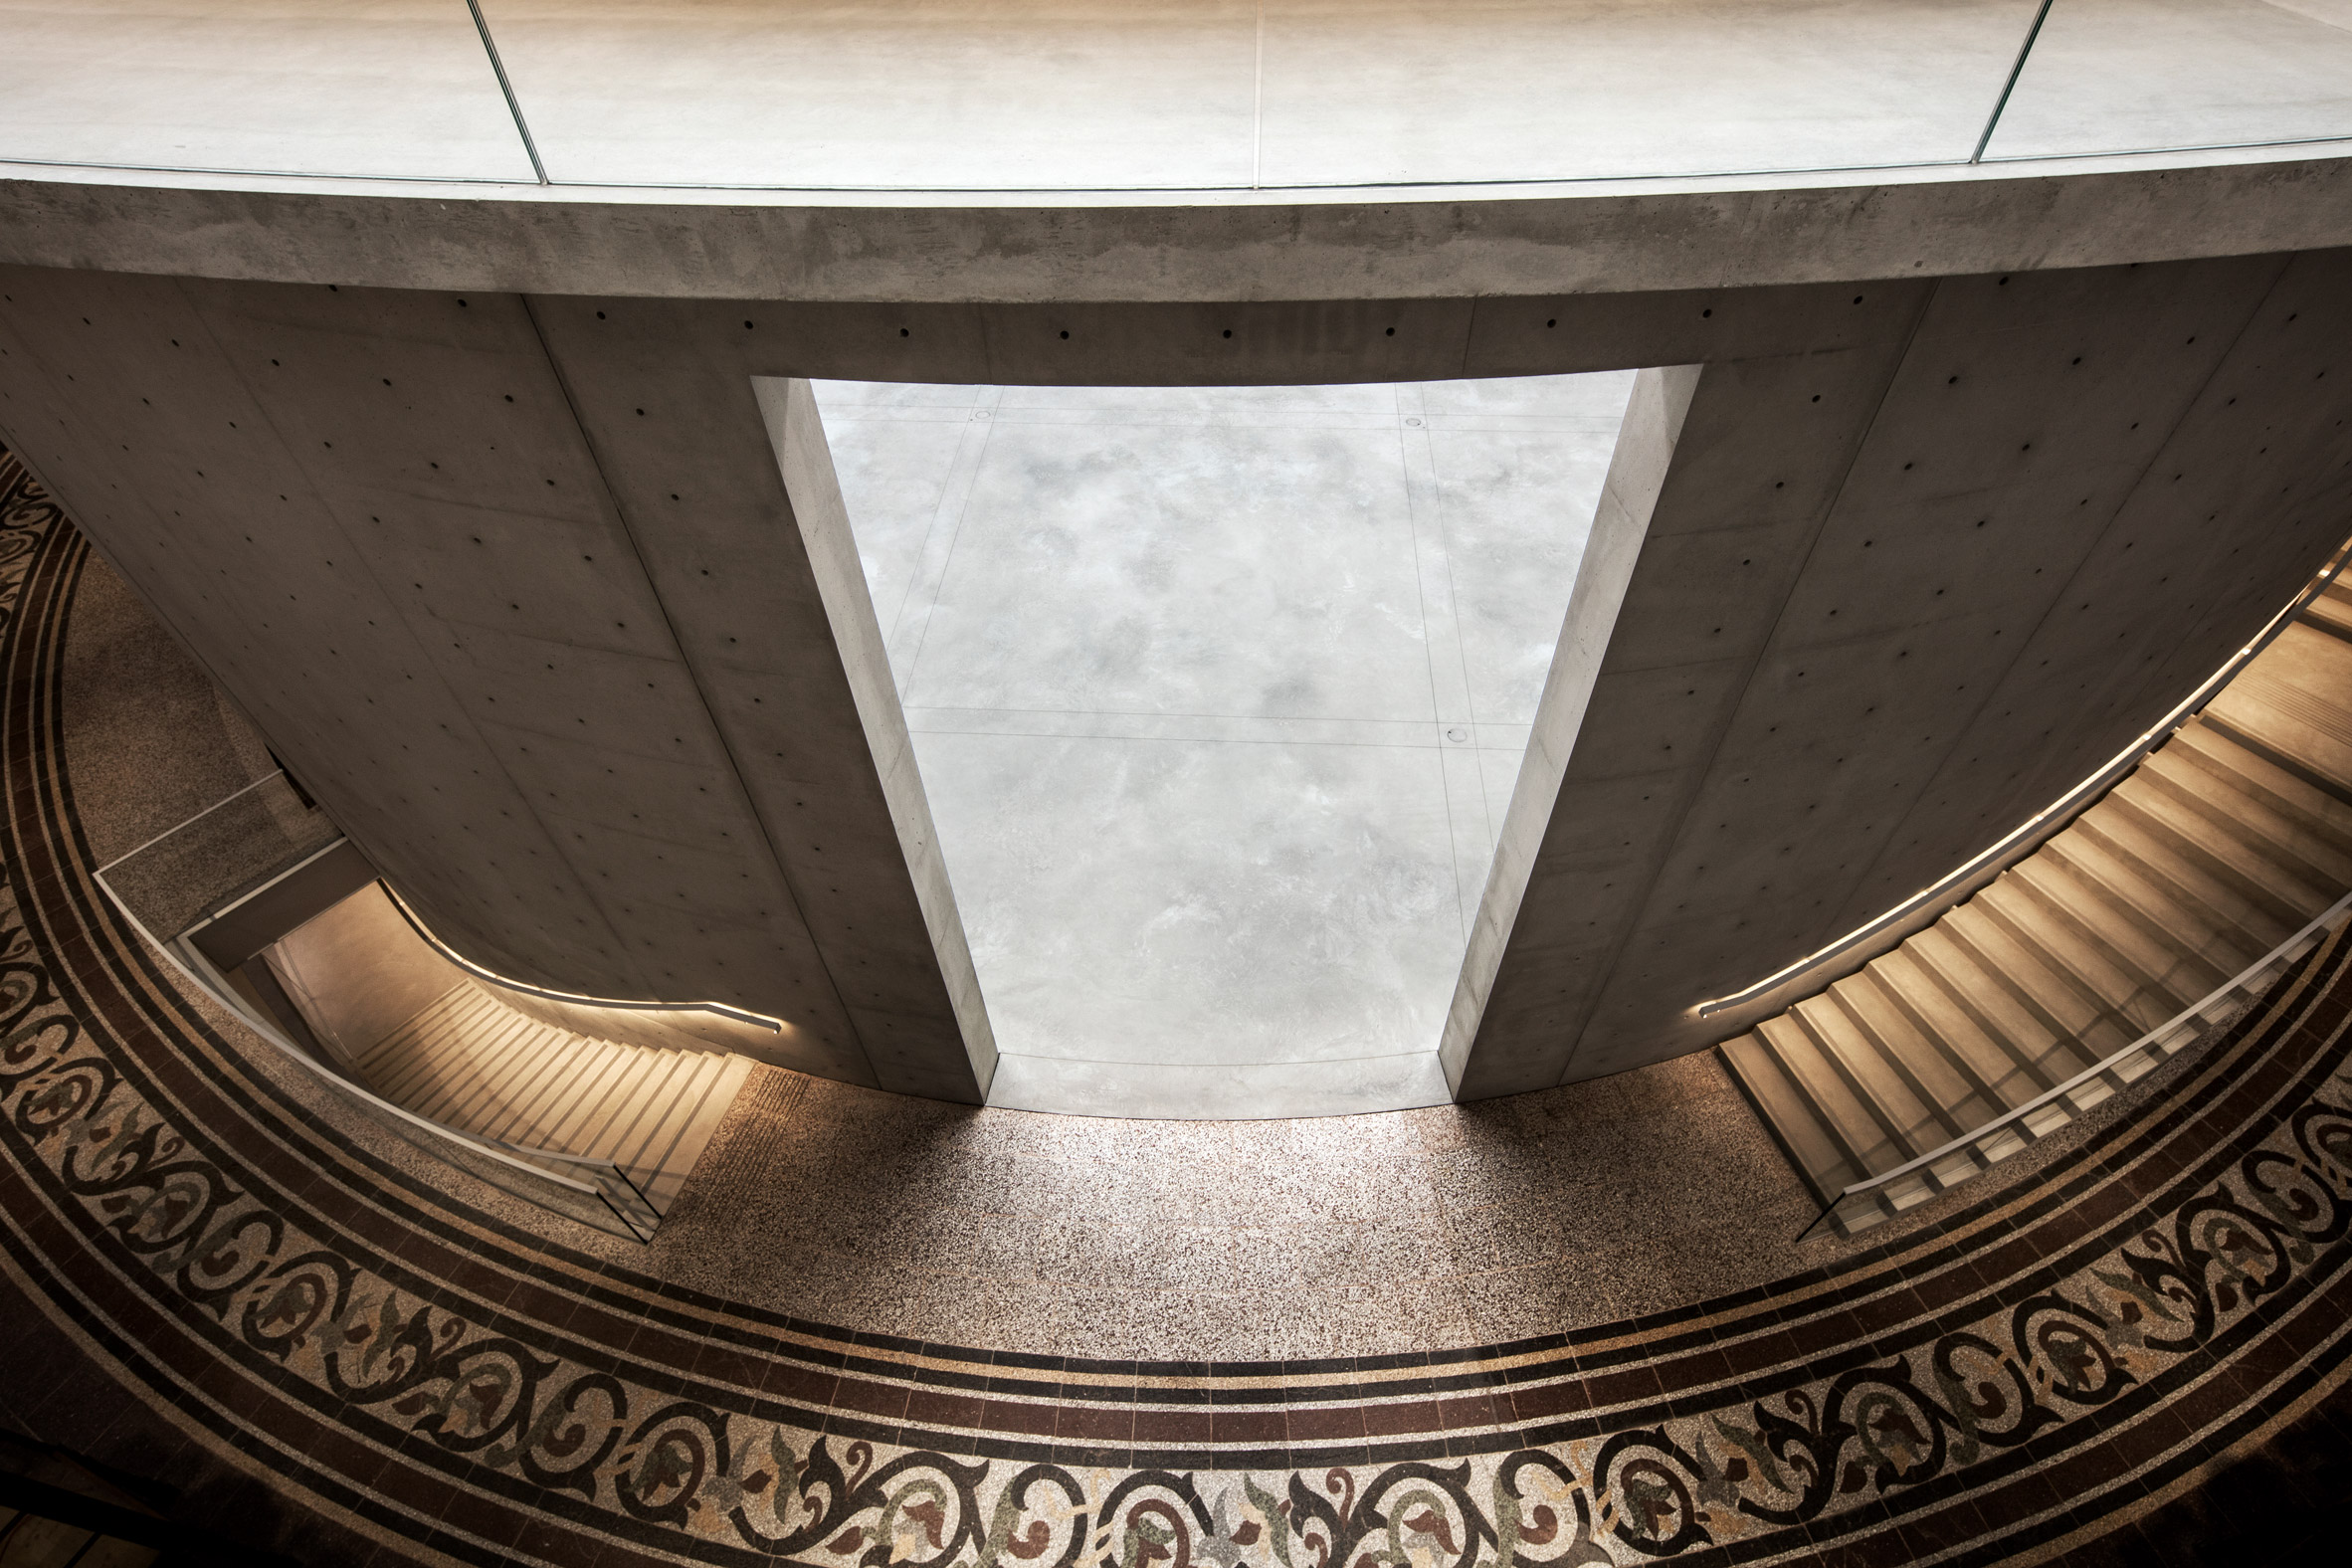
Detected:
left=352, top=983, right=752, bottom=1215
left=1720, top=585, right=2352, bottom=1220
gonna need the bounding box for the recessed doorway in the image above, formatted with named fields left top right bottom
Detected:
left=808, top=373, right=1636, bottom=1115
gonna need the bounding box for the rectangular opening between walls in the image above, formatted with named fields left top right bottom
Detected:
left=772, top=373, right=1640, bottom=1118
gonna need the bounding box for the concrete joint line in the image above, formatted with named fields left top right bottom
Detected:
left=515, top=296, right=878, bottom=1084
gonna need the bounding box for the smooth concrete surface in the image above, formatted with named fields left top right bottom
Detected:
left=1443, top=363, right=1694, bottom=1095
left=14, top=158, right=2352, bottom=311
left=4, top=254, right=2349, bottom=1107
left=1990, top=0, right=2352, bottom=160
left=471, top=0, right=2035, bottom=190
left=815, top=374, right=1632, bottom=1116
left=0, top=2, right=533, bottom=182
left=1457, top=251, right=2352, bottom=1094
left=759, top=376, right=996, bottom=1095
left=478, top=0, right=1258, bottom=191
left=9, top=2, right=2352, bottom=194
left=1253, top=0, right=2036, bottom=186
left=0, top=271, right=980, bottom=1101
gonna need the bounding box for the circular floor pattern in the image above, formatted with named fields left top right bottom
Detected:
left=3, top=451, right=2350, bottom=1565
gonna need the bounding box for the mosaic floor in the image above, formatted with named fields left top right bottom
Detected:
left=3, top=451, right=2351, bottom=1564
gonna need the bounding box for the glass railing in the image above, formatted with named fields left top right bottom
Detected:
left=462, top=0, right=2352, bottom=192
left=93, top=773, right=663, bottom=1241
left=15, top=2, right=2352, bottom=193
left=1984, top=0, right=2352, bottom=166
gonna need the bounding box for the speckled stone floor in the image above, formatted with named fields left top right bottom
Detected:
left=14, top=466, right=2352, bottom=1568
left=59, top=546, right=1837, bottom=1360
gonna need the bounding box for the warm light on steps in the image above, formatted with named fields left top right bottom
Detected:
left=1722, top=565, right=2352, bottom=1240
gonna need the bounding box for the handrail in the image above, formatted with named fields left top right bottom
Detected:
left=379, top=882, right=783, bottom=1034
left=91, top=810, right=664, bottom=1240
left=1699, top=545, right=2352, bottom=1020
left=91, top=768, right=290, bottom=877
left=1801, top=887, right=2352, bottom=1242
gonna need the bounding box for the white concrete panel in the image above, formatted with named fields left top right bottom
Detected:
left=817, top=408, right=977, bottom=660
left=1988, top=0, right=2352, bottom=159
left=1258, top=0, right=2042, bottom=187
left=0, top=1, right=535, bottom=181
left=901, top=419, right=1438, bottom=719
left=912, top=730, right=1464, bottom=1068
left=810, top=380, right=991, bottom=411
left=997, top=383, right=1405, bottom=416
left=1423, top=371, right=1640, bottom=421
left=818, top=375, right=1627, bottom=1114
left=476, top=0, right=1257, bottom=188
left=1428, top=407, right=1631, bottom=725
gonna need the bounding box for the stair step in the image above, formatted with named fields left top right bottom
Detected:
left=379, top=997, right=522, bottom=1116
left=2015, top=842, right=2235, bottom=1004
left=358, top=986, right=481, bottom=1096
left=472, top=1028, right=604, bottom=1144
left=553, top=1043, right=675, bottom=1155
left=354, top=982, right=466, bottom=1077
left=475, top=1030, right=597, bottom=1144
left=528, top=1041, right=638, bottom=1150
left=2301, top=585, right=2352, bottom=644
left=1754, top=1013, right=1906, bottom=1176
left=1863, top=946, right=2049, bottom=1109
left=2069, top=800, right=2297, bottom=957
left=1971, top=878, right=2176, bottom=1034
left=435, top=1012, right=567, bottom=1135
left=2167, top=722, right=2352, bottom=855
left=1938, top=901, right=2128, bottom=1069
left=622, top=1051, right=729, bottom=1181
left=1898, top=928, right=2082, bottom=1092
left=1829, top=968, right=2006, bottom=1128
left=579, top=1049, right=696, bottom=1167
left=1719, top=1033, right=1864, bottom=1206
left=2118, top=766, right=2343, bottom=916
left=414, top=1005, right=538, bottom=1118
left=634, top=1055, right=756, bottom=1214
left=350, top=982, right=748, bottom=1228
left=2207, top=629, right=2352, bottom=784
left=1721, top=587, right=2352, bottom=1234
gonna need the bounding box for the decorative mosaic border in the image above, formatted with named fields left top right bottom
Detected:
left=4, top=448, right=2351, bottom=1566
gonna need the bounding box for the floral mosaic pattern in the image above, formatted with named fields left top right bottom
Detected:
left=3, top=448, right=2352, bottom=1567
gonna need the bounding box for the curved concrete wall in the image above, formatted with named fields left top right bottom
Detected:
left=3, top=243, right=2348, bottom=1099
left=1453, top=251, right=2352, bottom=1093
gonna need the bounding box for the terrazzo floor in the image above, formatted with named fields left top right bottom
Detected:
left=813, top=374, right=1634, bottom=1117
left=61, top=544, right=1841, bottom=1362
left=19, top=461, right=2351, bottom=1568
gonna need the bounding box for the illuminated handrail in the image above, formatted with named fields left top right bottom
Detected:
left=1698, top=544, right=2352, bottom=1020
left=1802, top=889, right=2352, bottom=1242
left=92, top=781, right=665, bottom=1241
left=379, top=882, right=782, bottom=1034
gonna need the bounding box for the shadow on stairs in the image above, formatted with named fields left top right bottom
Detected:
left=1721, top=578, right=2352, bottom=1238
